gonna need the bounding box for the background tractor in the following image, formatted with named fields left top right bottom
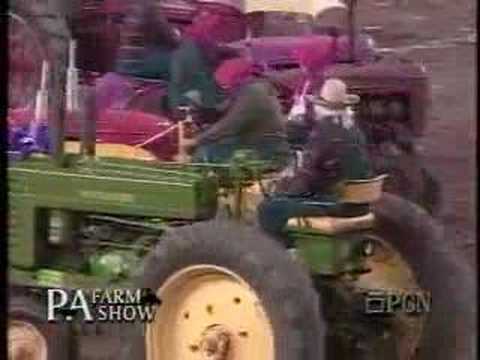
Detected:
left=7, top=0, right=442, bottom=215
left=7, top=35, right=475, bottom=360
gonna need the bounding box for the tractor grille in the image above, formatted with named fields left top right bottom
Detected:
left=355, top=94, right=412, bottom=145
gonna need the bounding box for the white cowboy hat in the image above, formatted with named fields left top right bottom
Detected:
left=307, top=78, right=360, bottom=109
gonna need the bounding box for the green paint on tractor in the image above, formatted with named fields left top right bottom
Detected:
left=8, top=154, right=218, bottom=270
left=8, top=151, right=366, bottom=288
left=288, top=228, right=367, bottom=275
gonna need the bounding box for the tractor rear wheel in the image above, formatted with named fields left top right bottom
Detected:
left=320, top=194, right=474, bottom=360
left=418, top=166, right=443, bottom=216
left=8, top=292, right=76, bottom=360
left=317, top=226, right=427, bottom=359
left=121, top=220, right=324, bottom=360
left=372, top=193, right=475, bottom=360
left=373, top=150, right=443, bottom=216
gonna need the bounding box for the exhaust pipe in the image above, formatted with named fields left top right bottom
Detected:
left=49, top=39, right=80, bottom=166
left=66, top=40, right=79, bottom=113
left=65, top=39, right=96, bottom=158
left=49, top=61, right=66, bottom=167
left=30, top=60, right=49, bottom=141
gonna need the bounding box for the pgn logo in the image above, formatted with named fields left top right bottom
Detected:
left=364, top=290, right=432, bottom=315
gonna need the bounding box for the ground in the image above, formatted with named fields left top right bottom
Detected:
left=80, top=1, right=476, bottom=358
left=358, top=0, right=477, bottom=267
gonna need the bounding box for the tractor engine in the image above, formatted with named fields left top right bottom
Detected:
left=8, top=157, right=219, bottom=276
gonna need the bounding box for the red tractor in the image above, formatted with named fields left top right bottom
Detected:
left=8, top=0, right=441, bottom=215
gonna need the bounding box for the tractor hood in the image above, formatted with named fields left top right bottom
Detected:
left=231, top=34, right=373, bottom=71
left=231, top=36, right=335, bottom=70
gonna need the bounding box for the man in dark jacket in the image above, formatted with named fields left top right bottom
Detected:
left=176, top=56, right=289, bottom=167
left=258, top=78, right=373, bottom=235
left=115, top=6, right=179, bottom=80
left=187, top=79, right=289, bottom=166
left=95, top=6, right=179, bottom=110
left=167, top=11, right=239, bottom=116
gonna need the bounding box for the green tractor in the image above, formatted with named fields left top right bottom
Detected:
left=7, top=67, right=474, bottom=360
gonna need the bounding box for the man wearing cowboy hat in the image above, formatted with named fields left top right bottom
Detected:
left=258, top=78, right=373, bottom=236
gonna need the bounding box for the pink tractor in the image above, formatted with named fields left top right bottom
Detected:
left=8, top=0, right=246, bottom=162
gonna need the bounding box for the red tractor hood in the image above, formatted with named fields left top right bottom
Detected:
left=231, top=36, right=334, bottom=69
left=230, top=34, right=374, bottom=70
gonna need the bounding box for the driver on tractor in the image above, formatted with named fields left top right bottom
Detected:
left=95, top=7, right=179, bottom=111
left=167, top=9, right=243, bottom=120
left=180, top=56, right=290, bottom=168
left=258, top=78, right=373, bottom=236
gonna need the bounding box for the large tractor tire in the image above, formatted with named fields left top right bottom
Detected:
left=9, top=0, right=71, bottom=109
left=8, top=292, right=76, bottom=360
left=372, top=193, right=476, bottom=360
left=319, top=193, right=474, bottom=360
left=121, top=220, right=324, bottom=360
left=418, top=166, right=443, bottom=216
left=372, top=150, right=443, bottom=216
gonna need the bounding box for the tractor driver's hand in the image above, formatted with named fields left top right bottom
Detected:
left=182, top=137, right=198, bottom=154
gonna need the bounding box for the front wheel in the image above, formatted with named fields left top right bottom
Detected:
left=121, top=220, right=324, bottom=360
left=8, top=292, right=75, bottom=360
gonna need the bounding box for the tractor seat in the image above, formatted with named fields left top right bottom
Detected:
left=287, top=174, right=388, bottom=235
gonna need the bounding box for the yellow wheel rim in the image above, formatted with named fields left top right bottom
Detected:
left=8, top=320, right=47, bottom=360
left=349, top=237, right=427, bottom=359
left=146, top=265, right=275, bottom=360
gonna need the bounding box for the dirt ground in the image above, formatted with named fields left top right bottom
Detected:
left=358, top=0, right=477, bottom=267
left=79, top=2, right=477, bottom=359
